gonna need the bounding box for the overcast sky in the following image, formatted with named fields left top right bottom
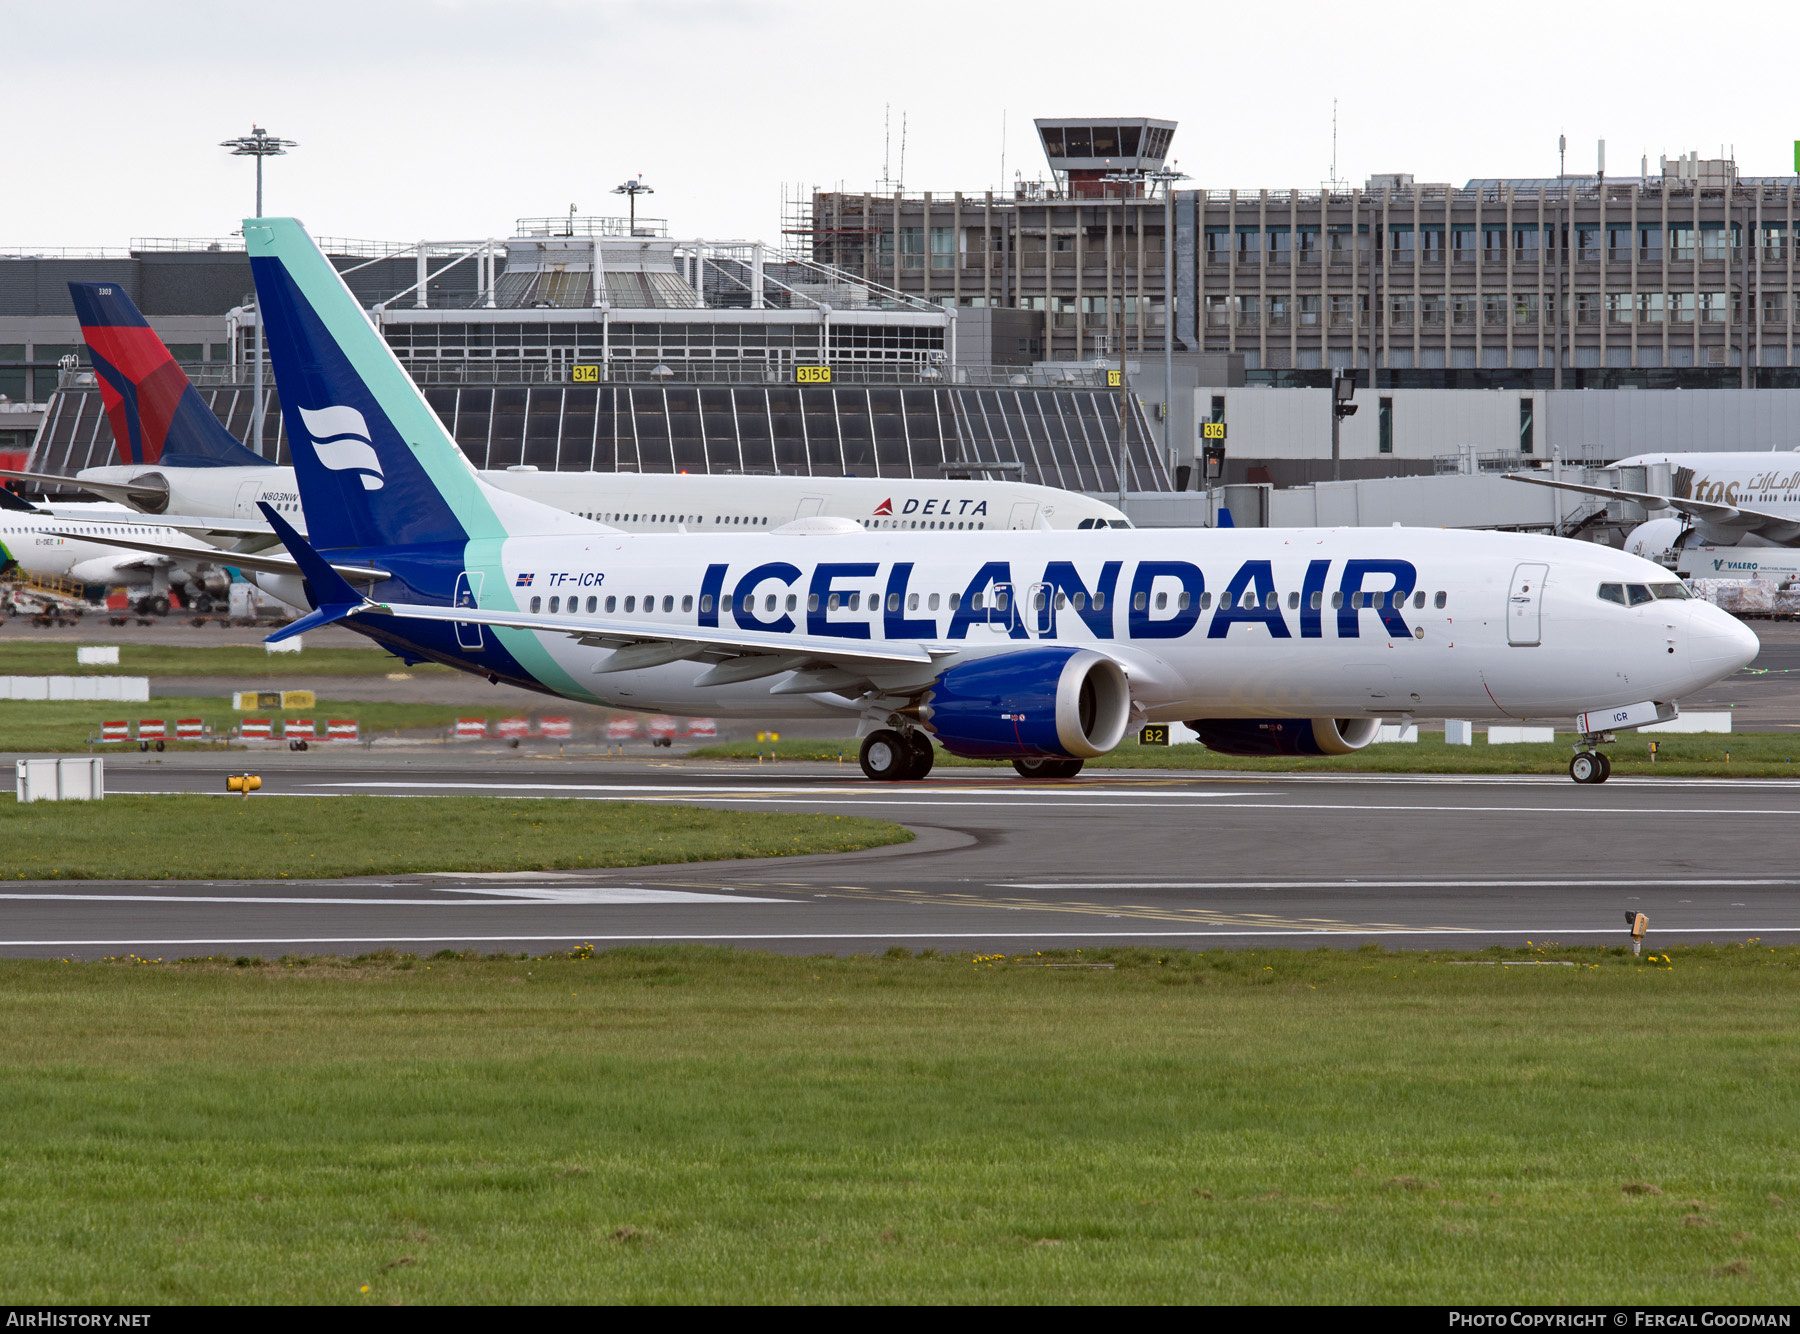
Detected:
left=11, top=0, right=1798, bottom=250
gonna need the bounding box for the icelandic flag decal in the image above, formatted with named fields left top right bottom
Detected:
left=873, top=498, right=893, bottom=515
left=515, top=572, right=535, bottom=587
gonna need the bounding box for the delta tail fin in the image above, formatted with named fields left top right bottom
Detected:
left=68, top=282, right=266, bottom=469
left=243, top=218, right=517, bottom=553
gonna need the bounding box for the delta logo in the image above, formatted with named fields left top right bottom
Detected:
left=515, top=572, right=535, bottom=587
left=873, top=498, right=893, bottom=515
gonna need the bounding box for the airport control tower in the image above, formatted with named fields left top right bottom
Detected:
left=1033, top=117, right=1177, bottom=198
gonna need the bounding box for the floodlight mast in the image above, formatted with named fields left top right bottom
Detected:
left=220, top=125, right=296, bottom=217
left=1146, top=164, right=1188, bottom=479
left=612, top=177, right=654, bottom=235
left=220, top=126, right=295, bottom=459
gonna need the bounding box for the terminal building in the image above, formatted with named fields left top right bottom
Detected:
left=2, top=213, right=1169, bottom=494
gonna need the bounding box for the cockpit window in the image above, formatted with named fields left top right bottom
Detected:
left=1597, top=583, right=1626, bottom=605
left=1108, top=519, right=1132, bottom=529
left=1650, top=582, right=1691, bottom=599
left=1625, top=584, right=1655, bottom=606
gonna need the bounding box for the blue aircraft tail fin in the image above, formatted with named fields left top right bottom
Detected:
left=243, top=218, right=506, bottom=553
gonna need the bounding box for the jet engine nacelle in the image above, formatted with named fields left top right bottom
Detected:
left=922, top=646, right=1131, bottom=760
left=1188, top=716, right=1384, bottom=757
left=68, top=555, right=136, bottom=584
left=1624, top=517, right=1691, bottom=563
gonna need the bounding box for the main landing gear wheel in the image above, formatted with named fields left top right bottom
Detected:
left=1569, top=752, right=1610, bottom=784
left=859, top=729, right=911, bottom=782
left=1012, top=756, right=1085, bottom=780
left=905, top=732, right=935, bottom=780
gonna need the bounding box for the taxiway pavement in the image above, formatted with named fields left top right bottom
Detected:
left=4, top=754, right=1797, bottom=958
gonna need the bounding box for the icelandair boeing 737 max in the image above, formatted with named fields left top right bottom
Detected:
left=78, top=219, right=1758, bottom=786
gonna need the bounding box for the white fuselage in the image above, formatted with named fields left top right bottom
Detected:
left=0, top=504, right=181, bottom=587
left=445, top=526, right=1756, bottom=725
left=73, top=464, right=1130, bottom=534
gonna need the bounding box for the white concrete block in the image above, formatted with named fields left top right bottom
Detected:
left=266, top=637, right=302, bottom=654
left=77, top=646, right=119, bottom=665
left=1443, top=720, right=1473, bottom=745
left=1489, top=726, right=1557, bottom=744
left=1376, top=724, right=1419, bottom=743
left=1641, top=712, right=1732, bottom=734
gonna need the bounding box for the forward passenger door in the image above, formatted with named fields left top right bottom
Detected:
left=1507, top=563, right=1548, bottom=647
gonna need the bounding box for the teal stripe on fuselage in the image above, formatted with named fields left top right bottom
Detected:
left=243, top=218, right=589, bottom=699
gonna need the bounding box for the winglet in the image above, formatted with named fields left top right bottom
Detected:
left=0, top=485, right=40, bottom=514
left=257, top=501, right=369, bottom=642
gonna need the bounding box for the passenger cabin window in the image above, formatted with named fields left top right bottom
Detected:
left=1287, top=591, right=1300, bottom=609
left=1597, top=583, right=1626, bottom=605
left=808, top=593, right=820, bottom=611
left=625, top=596, right=636, bottom=612
left=1434, top=591, right=1447, bottom=609
left=530, top=596, right=542, bottom=613
left=548, top=596, right=560, bottom=613
left=682, top=595, right=693, bottom=612
left=1331, top=592, right=1344, bottom=609
left=663, top=596, right=674, bottom=612
left=606, top=596, right=617, bottom=612
left=929, top=593, right=940, bottom=610
left=1626, top=584, right=1655, bottom=606
left=948, top=592, right=961, bottom=610
left=1310, top=591, right=1322, bottom=610
left=1133, top=591, right=1147, bottom=611
left=1155, top=591, right=1167, bottom=610
left=1412, top=590, right=1425, bottom=609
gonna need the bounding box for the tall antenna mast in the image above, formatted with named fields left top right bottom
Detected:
left=1000, top=110, right=1006, bottom=191
left=899, top=111, right=908, bottom=192
left=881, top=103, right=891, bottom=191
left=1323, top=99, right=1348, bottom=193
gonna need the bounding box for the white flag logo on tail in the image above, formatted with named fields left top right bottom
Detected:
left=298, top=405, right=384, bottom=491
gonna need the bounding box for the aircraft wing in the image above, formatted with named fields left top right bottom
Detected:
left=34, top=506, right=276, bottom=541
left=45, top=529, right=392, bottom=583
left=363, top=599, right=940, bottom=677
left=1504, top=472, right=1800, bottom=542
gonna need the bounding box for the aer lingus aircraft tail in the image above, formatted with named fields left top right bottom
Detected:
left=242, top=217, right=592, bottom=555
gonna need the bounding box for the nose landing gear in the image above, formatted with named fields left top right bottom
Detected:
left=1569, top=731, right=1615, bottom=784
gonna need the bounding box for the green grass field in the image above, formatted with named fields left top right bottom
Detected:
left=1, top=943, right=1794, bottom=1303
left=0, top=640, right=453, bottom=678
left=0, top=794, right=909, bottom=879
left=0, top=697, right=599, bottom=753
left=695, top=729, right=1800, bottom=778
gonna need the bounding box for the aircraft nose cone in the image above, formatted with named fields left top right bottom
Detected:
left=1691, top=601, right=1760, bottom=677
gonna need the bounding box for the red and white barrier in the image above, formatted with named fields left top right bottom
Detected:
left=240, top=718, right=272, bottom=740
left=326, top=719, right=358, bottom=742
left=282, top=719, right=315, bottom=740
left=648, top=715, right=678, bottom=739
left=135, top=720, right=165, bottom=742
left=496, top=716, right=529, bottom=740
left=100, top=721, right=129, bottom=743
left=540, top=716, right=572, bottom=739
left=684, top=718, right=717, bottom=738
left=453, top=718, right=487, bottom=740
left=176, top=719, right=203, bottom=741
left=606, top=718, right=641, bottom=740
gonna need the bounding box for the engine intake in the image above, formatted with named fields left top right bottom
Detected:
left=923, top=647, right=1131, bottom=760
left=1188, top=716, right=1383, bottom=757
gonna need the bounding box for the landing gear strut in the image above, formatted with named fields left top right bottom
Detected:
left=1569, top=732, right=1615, bottom=784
